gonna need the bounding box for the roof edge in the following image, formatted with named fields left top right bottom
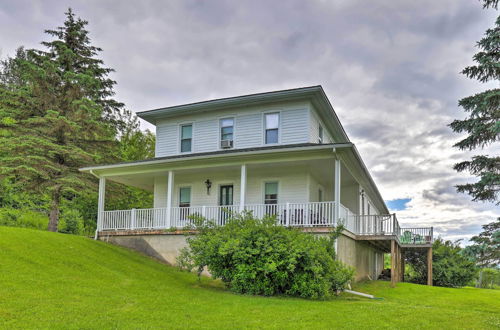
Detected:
left=137, top=85, right=323, bottom=124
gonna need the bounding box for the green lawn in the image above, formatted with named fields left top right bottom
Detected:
left=0, top=226, right=499, bottom=329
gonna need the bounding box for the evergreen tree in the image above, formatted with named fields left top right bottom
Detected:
left=462, top=218, right=500, bottom=268
left=0, top=9, right=127, bottom=231
left=449, top=0, right=500, bottom=204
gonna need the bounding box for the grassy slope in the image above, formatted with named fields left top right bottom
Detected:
left=0, top=227, right=499, bottom=329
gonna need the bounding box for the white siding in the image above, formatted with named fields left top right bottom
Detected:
left=153, top=176, right=167, bottom=208
left=154, top=101, right=310, bottom=157
left=282, top=108, right=310, bottom=144
left=152, top=165, right=313, bottom=207
left=156, top=123, right=177, bottom=157
left=309, top=108, right=333, bottom=144
left=193, top=118, right=218, bottom=153
left=235, top=113, right=262, bottom=148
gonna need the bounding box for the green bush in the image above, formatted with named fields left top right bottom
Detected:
left=178, top=212, right=354, bottom=299
left=58, top=209, right=84, bottom=235
left=405, top=238, right=477, bottom=287
left=0, top=208, right=48, bottom=230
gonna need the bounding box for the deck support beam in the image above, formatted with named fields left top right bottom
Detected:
left=401, top=248, right=405, bottom=282
left=95, top=176, right=106, bottom=239
left=166, top=171, right=174, bottom=228
left=391, top=240, right=397, bottom=287
left=427, top=247, right=433, bottom=286
left=239, top=164, right=246, bottom=212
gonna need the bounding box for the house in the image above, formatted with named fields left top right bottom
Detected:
left=80, top=86, right=433, bottom=284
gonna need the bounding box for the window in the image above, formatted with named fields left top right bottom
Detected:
left=180, top=124, right=192, bottom=153
left=264, top=182, right=278, bottom=204
left=179, top=187, right=191, bottom=207
left=318, top=189, right=323, bottom=202
left=265, top=113, right=279, bottom=144
left=220, top=118, right=234, bottom=148
left=318, top=125, right=323, bottom=144
left=367, top=203, right=371, bottom=216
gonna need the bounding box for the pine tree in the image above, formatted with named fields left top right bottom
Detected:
left=449, top=0, right=500, bottom=204
left=0, top=9, right=127, bottom=231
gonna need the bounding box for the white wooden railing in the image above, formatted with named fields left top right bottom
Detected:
left=101, top=202, right=337, bottom=231
left=99, top=202, right=432, bottom=243
left=399, top=227, right=433, bottom=245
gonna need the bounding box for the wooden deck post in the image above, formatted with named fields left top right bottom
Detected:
left=427, top=247, right=433, bottom=286
left=391, top=240, right=397, bottom=287
left=401, top=249, right=405, bottom=282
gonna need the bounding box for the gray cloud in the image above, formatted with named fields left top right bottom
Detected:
left=0, top=0, right=498, bottom=243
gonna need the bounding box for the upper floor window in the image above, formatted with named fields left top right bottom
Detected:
left=220, top=118, right=234, bottom=148
left=265, top=113, right=279, bottom=144
left=318, top=125, right=323, bottom=144
left=180, top=124, right=192, bottom=153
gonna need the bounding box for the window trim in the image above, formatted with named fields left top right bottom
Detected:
left=219, top=117, right=235, bottom=149
left=318, top=124, right=323, bottom=144
left=263, top=111, right=281, bottom=145
left=179, top=186, right=192, bottom=207
left=263, top=180, right=280, bottom=204
left=179, top=123, right=193, bottom=154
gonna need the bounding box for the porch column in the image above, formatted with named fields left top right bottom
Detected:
left=95, top=176, right=106, bottom=239
left=166, top=171, right=174, bottom=228
left=334, top=158, right=341, bottom=226
left=239, top=164, right=247, bottom=212
left=427, top=247, right=433, bottom=286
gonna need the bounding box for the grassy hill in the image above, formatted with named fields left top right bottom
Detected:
left=0, top=226, right=499, bottom=329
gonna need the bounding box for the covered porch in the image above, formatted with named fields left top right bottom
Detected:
left=90, top=145, right=361, bottom=232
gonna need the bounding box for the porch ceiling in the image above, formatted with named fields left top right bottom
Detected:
left=83, top=146, right=343, bottom=192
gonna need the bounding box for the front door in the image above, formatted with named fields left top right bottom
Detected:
left=219, top=185, right=233, bottom=206
left=219, top=185, right=233, bottom=224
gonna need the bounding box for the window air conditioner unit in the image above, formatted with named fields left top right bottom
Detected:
left=221, top=140, right=233, bottom=149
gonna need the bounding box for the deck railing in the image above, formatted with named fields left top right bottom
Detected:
left=398, top=227, right=433, bottom=245
left=99, top=203, right=433, bottom=243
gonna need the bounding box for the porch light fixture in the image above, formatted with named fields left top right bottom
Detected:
left=205, top=179, right=212, bottom=195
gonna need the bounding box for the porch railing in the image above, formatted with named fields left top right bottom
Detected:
left=99, top=202, right=433, bottom=244
left=101, top=202, right=337, bottom=231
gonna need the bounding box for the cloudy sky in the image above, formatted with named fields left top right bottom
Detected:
left=1, top=0, right=498, bottom=243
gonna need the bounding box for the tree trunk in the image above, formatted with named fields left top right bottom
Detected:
left=47, top=188, right=61, bottom=232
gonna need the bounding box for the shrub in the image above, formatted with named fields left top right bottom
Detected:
left=405, top=238, right=477, bottom=287
left=178, top=212, right=354, bottom=299
left=0, top=208, right=48, bottom=230
left=58, top=209, right=84, bottom=235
